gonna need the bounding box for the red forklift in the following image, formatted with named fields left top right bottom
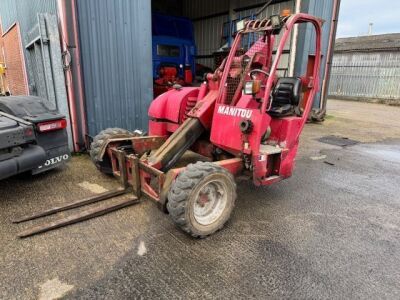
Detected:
left=16, top=12, right=323, bottom=238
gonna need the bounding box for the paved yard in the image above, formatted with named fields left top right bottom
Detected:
left=0, top=99, right=399, bottom=299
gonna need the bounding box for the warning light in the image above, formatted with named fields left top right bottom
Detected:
left=281, top=9, right=291, bottom=17
left=270, top=15, right=283, bottom=34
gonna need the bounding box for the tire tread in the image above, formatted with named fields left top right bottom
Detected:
left=89, top=128, right=132, bottom=174
left=167, top=161, right=236, bottom=238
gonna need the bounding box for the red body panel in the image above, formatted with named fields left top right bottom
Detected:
left=148, top=87, right=200, bottom=135
left=187, top=90, right=219, bottom=129
left=148, top=120, right=180, bottom=136
left=210, top=104, right=271, bottom=156
left=269, top=117, right=302, bottom=149
left=149, top=87, right=199, bottom=123
left=269, top=117, right=303, bottom=177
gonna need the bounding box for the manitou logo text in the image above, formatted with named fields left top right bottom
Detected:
left=38, top=154, right=69, bottom=169
left=217, top=105, right=252, bottom=118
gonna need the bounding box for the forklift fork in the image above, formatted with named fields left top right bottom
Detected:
left=14, top=149, right=139, bottom=238
left=13, top=130, right=200, bottom=238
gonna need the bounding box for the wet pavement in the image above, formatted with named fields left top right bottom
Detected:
left=0, top=100, right=399, bottom=299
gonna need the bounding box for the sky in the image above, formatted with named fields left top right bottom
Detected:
left=336, top=0, right=400, bottom=37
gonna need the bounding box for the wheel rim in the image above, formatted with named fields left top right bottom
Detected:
left=193, top=179, right=228, bottom=226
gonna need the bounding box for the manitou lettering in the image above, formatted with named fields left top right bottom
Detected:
left=217, top=105, right=253, bottom=118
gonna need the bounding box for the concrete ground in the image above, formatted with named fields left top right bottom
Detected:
left=0, top=99, right=399, bottom=299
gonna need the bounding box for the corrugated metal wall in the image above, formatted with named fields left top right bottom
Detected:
left=329, top=51, right=400, bottom=101
left=0, top=0, right=57, bottom=36
left=183, top=0, right=229, bottom=19
left=183, top=0, right=295, bottom=68
left=77, top=0, right=153, bottom=136
left=182, top=0, right=228, bottom=67
left=183, top=0, right=295, bottom=69
left=192, top=15, right=229, bottom=67
left=0, top=0, right=57, bottom=82
left=295, top=0, right=335, bottom=108
left=0, top=0, right=73, bottom=149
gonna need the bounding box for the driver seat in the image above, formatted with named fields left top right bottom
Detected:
left=269, top=77, right=302, bottom=117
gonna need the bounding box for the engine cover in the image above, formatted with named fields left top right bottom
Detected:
left=148, top=87, right=199, bottom=135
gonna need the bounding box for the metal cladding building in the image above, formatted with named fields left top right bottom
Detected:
left=0, top=0, right=340, bottom=152
left=329, top=33, right=400, bottom=103
left=0, top=0, right=72, bottom=148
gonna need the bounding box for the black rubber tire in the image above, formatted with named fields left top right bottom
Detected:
left=167, top=161, right=237, bottom=238
left=90, top=128, right=133, bottom=174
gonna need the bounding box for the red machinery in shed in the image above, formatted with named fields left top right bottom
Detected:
left=16, top=13, right=323, bottom=239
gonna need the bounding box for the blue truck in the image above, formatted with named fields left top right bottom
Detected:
left=152, top=13, right=196, bottom=96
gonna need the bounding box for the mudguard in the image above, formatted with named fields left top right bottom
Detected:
left=148, top=87, right=199, bottom=124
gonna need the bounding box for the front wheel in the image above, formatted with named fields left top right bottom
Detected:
left=167, top=161, right=237, bottom=238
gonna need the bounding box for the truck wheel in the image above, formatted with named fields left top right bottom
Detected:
left=90, top=128, right=133, bottom=174
left=167, top=161, right=237, bottom=238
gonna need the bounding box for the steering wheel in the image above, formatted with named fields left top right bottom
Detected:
left=249, top=69, right=270, bottom=79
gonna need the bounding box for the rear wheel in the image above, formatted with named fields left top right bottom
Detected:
left=90, top=128, right=133, bottom=174
left=167, top=161, right=236, bottom=238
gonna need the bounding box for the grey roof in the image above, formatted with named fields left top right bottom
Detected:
left=334, top=33, right=400, bottom=52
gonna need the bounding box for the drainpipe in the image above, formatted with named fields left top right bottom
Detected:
left=312, top=0, right=341, bottom=121
left=57, top=0, right=87, bottom=151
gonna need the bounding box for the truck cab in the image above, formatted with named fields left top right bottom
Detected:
left=152, top=13, right=196, bottom=96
